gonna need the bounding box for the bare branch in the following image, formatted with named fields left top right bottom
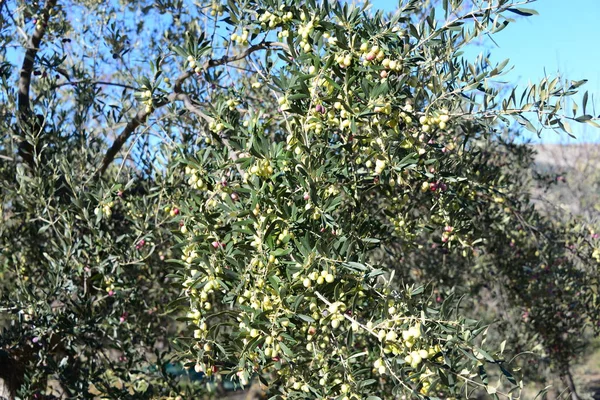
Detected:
left=202, top=41, right=289, bottom=71
left=96, top=109, right=154, bottom=177
left=17, top=0, right=57, bottom=168
left=2, top=1, right=29, bottom=42
left=172, top=93, right=212, bottom=123
left=52, top=80, right=138, bottom=91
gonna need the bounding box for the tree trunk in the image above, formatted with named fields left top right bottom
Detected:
left=0, top=351, right=21, bottom=400
left=561, top=366, right=581, bottom=400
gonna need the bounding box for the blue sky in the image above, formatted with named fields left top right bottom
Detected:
left=371, top=0, right=600, bottom=144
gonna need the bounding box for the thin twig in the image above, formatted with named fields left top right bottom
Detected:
left=52, top=80, right=138, bottom=90
left=2, top=1, right=28, bottom=42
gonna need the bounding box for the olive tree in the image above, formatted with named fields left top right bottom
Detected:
left=0, top=0, right=598, bottom=399
left=157, top=0, right=599, bottom=399
left=0, top=0, right=214, bottom=398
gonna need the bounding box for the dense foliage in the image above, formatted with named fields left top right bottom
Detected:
left=0, top=0, right=598, bottom=399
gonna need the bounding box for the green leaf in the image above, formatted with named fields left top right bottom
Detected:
left=38, top=224, right=51, bottom=234
left=506, top=7, right=538, bottom=16
left=575, top=115, right=593, bottom=122
left=343, top=261, right=368, bottom=271
left=297, top=314, right=315, bottom=323
left=558, top=119, right=574, bottom=137
left=514, top=114, right=537, bottom=134
left=279, top=341, right=294, bottom=357
left=569, top=79, right=588, bottom=90
left=500, top=365, right=517, bottom=385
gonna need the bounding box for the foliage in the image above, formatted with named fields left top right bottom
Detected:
left=160, top=0, right=599, bottom=398
left=0, top=0, right=208, bottom=397
left=0, top=125, right=201, bottom=397
left=391, top=135, right=600, bottom=381
left=0, top=0, right=598, bottom=399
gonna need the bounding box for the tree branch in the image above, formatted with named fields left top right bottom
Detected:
left=16, top=0, right=57, bottom=169
left=201, top=41, right=289, bottom=71
left=96, top=41, right=288, bottom=177
left=96, top=109, right=155, bottom=177
left=174, top=92, right=245, bottom=177
left=52, top=80, right=138, bottom=91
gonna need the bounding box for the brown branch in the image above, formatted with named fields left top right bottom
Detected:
left=201, top=41, right=289, bottom=71
left=16, top=0, right=57, bottom=169
left=173, top=93, right=213, bottom=123
left=96, top=41, right=288, bottom=177
left=34, top=80, right=137, bottom=105
left=560, top=367, right=581, bottom=400
left=52, top=80, right=138, bottom=91
left=96, top=108, right=154, bottom=176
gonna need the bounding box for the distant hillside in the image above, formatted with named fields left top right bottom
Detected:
left=533, top=143, right=600, bottom=169
left=530, top=143, right=600, bottom=221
